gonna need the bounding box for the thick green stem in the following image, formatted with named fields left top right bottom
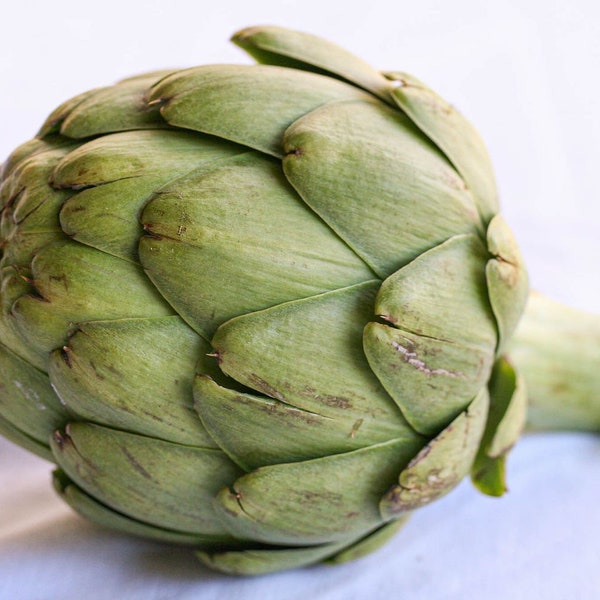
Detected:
left=507, top=292, right=600, bottom=432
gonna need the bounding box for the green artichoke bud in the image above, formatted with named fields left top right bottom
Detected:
left=1, top=26, right=598, bottom=575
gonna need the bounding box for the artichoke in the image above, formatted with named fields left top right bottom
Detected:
left=0, top=25, right=598, bottom=575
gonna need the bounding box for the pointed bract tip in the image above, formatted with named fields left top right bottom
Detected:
left=53, top=429, right=69, bottom=449
left=231, top=25, right=273, bottom=45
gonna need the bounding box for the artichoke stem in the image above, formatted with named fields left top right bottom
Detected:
left=507, top=292, right=600, bottom=432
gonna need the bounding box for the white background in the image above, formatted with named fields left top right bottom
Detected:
left=1, top=0, right=599, bottom=598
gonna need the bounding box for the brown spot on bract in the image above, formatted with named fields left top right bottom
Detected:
left=61, top=346, right=72, bottom=368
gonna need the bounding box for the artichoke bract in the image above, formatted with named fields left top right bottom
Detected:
left=0, top=26, right=598, bottom=575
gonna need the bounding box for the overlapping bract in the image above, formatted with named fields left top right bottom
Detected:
left=0, top=26, right=529, bottom=574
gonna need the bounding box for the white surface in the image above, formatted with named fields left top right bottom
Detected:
left=1, top=0, right=599, bottom=598
left=1, top=434, right=599, bottom=599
